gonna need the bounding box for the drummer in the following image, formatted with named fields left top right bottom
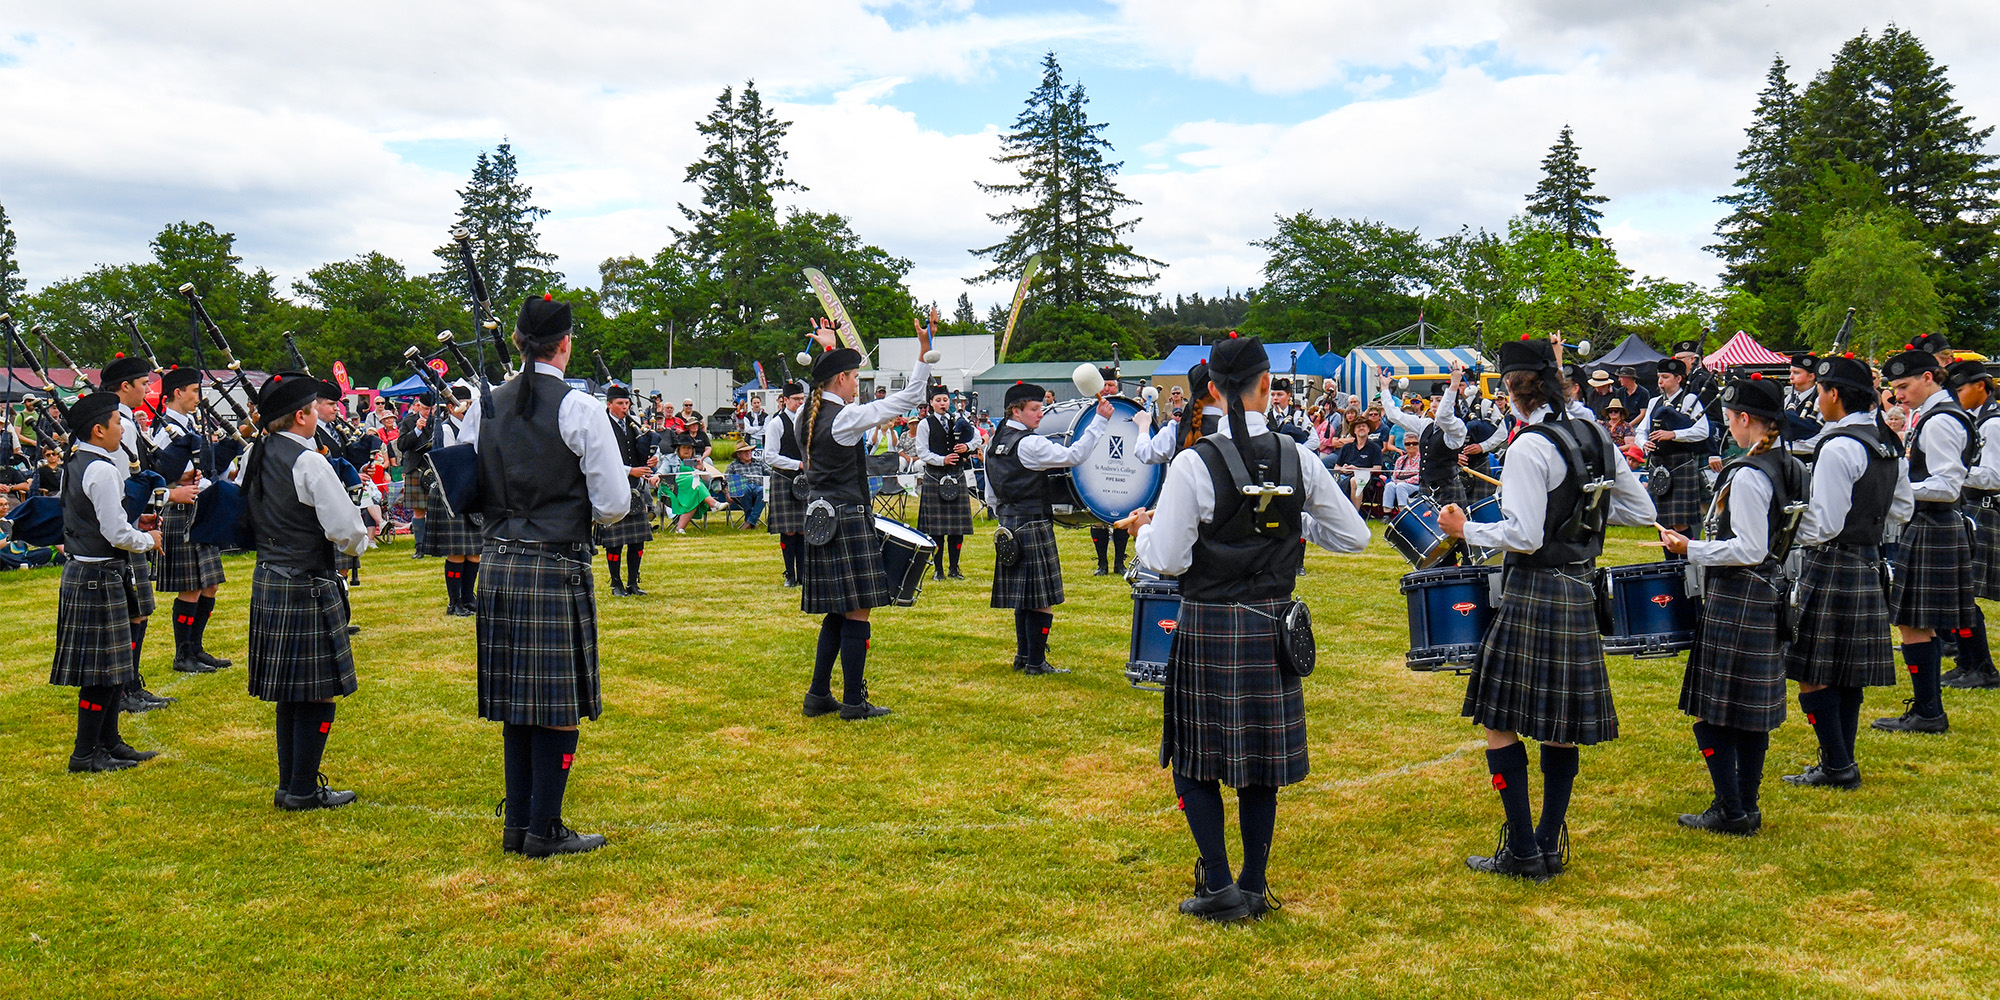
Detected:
left=1635, top=358, right=1713, bottom=540
left=1439, top=338, right=1653, bottom=882
left=1089, top=367, right=1132, bottom=576
left=1659, top=375, right=1807, bottom=837
left=985, top=381, right=1113, bottom=675
left=1379, top=364, right=1471, bottom=509
left=1135, top=362, right=1220, bottom=465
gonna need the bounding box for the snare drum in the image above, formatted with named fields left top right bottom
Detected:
left=1598, top=560, right=1700, bottom=657
left=1402, top=565, right=1500, bottom=670
left=875, top=516, right=938, bottom=607
left=1461, top=493, right=1504, bottom=564
left=1125, top=568, right=1181, bottom=690
left=1386, top=494, right=1454, bottom=568
left=1034, top=396, right=1166, bottom=526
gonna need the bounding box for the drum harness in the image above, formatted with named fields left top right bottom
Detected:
left=1198, top=432, right=1315, bottom=678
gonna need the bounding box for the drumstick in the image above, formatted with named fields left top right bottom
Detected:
left=1463, top=469, right=1502, bottom=488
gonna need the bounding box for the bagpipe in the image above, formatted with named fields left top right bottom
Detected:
left=403, top=338, right=480, bottom=521
left=282, top=331, right=378, bottom=494
left=177, top=285, right=257, bottom=550
left=122, top=312, right=247, bottom=472
left=0, top=313, right=68, bottom=420
left=417, top=225, right=514, bottom=521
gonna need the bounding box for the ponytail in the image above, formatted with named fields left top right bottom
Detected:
left=800, top=384, right=827, bottom=480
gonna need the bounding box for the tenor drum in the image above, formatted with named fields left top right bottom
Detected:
left=1125, top=567, right=1181, bottom=690
left=1386, top=494, right=1454, bottom=568
left=1461, top=493, right=1504, bottom=564
left=875, top=516, right=937, bottom=607
left=1035, top=396, right=1166, bottom=527
left=1598, top=560, right=1700, bottom=658
left=1402, top=565, right=1500, bottom=670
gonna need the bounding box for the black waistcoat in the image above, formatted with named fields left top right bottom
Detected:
left=1820, top=423, right=1902, bottom=546
left=776, top=411, right=803, bottom=465
left=477, top=373, right=593, bottom=544
left=1183, top=432, right=1304, bottom=602
left=61, top=450, right=117, bottom=560
left=986, top=421, right=1052, bottom=516
left=1649, top=390, right=1702, bottom=459
left=1908, top=398, right=1976, bottom=512
left=250, top=434, right=335, bottom=571
left=610, top=415, right=647, bottom=467
left=1708, top=448, right=1807, bottom=570
left=1506, top=413, right=1617, bottom=569
left=1419, top=421, right=1461, bottom=486
left=801, top=398, right=869, bottom=507
left=925, top=413, right=966, bottom=464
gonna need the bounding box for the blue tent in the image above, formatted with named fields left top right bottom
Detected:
left=377, top=372, right=434, bottom=398
left=1339, top=345, right=1487, bottom=396
left=1154, top=342, right=1324, bottom=379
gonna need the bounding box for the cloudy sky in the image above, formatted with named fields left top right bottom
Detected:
left=2, top=1, right=1997, bottom=316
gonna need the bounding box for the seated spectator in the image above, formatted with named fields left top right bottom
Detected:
left=1381, top=446, right=1423, bottom=512
left=723, top=441, right=767, bottom=530
left=1884, top=404, right=1910, bottom=441
left=35, top=448, right=62, bottom=496
left=1326, top=428, right=1384, bottom=505
left=1602, top=400, right=1645, bottom=466
left=657, top=439, right=727, bottom=534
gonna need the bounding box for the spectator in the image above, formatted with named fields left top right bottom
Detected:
left=36, top=447, right=63, bottom=495
left=657, top=438, right=727, bottom=534
left=864, top=422, right=901, bottom=476
left=1381, top=446, right=1423, bottom=511
left=738, top=394, right=769, bottom=438
left=723, top=441, right=767, bottom=529
left=1603, top=400, right=1643, bottom=466
left=0, top=412, right=18, bottom=467
left=1585, top=369, right=1619, bottom=419
left=1884, top=404, right=1910, bottom=441
left=1616, top=367, right=1653, bottom=415
left=1327, top=424, right=1384, bottom=505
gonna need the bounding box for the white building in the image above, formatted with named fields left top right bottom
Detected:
left=860, top=334, right=993, bottom=393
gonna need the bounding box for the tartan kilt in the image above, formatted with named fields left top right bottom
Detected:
left=128, top=549, right=156, bottom=619
left=477, top=543, right=600, bottom=727
left=153, top=504, right=225, bottom=593
left=419, top=511, right=485, bottom=556
left=1970, top=503, right=2000, bottom=601
left=990, top=517, right=1064, bottom=610
left=1652, top=456, right=1707, bottom=528
left=245, top=563, right=356, bottom=703
left=1463, top=470, right=1498, bottom=501
left=48, top=560, right=140, bottom=688
left=767, top=472, right=806, bottom=534
left=402, top=466, right=430, bottom=515
left=1889, top=512, right=1978, bottom=631
left=1784, top=545, right=1896, bottom=687
left=592, top=490, right=654, bottom=548
left=1462, top=565, right=1618, bottom=746
left=1161, top=598, right=1309, bottom=789
left=334, top=550, right=359, bottom=573
left=801, top=508, right=891, bottom=615
left=1679, top=568, right=1788, bottom=732
left=916, top=474, right=975, bottom=537
left=1420, top=475, right=1467, bottom=510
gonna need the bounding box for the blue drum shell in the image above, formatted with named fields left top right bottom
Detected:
left=1600, top=561, right=1700, bottom=654
left=1127, top=577, right=1181, bottom=689
left=1402, top=565, right=1499, bottom=668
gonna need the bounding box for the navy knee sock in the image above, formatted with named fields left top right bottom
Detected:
left=527, top=727, right=580, bottom=839
left=1485, top=742, right=1537, bottom=857
left=1836, top=686, right=1864, bottom=762
left=1691, top=721, right=1742, bottom=817
left=1013, top=610, right=1031, bottom=662
left=1174, top=773, right=1231, bottom=891
left=840, top=618, right=871, bottom=705
left=948, top=536, right=962, bottom=572
left=1799, top=688, right=1850, bottom=769
left=1113, top=530, right=1128, bottom=569
left=172, top=598, right=198, bottom=660
left=274, top=702, right=297, bottom=791
left=1735, top=728, right=1770, bottom=813
left=626, top=546, right=642, bottom=588
left=808, top=613, right=842, bottom=698
left=288, top=702, right=336, bottom=797
left=464, top=560, right=479, bottom=603
left=605, top=548, right=623, bottom=589
left=1030, top=611, right=1054, bottom=665
left=1904, top=641, right=1944, bottom=717
left=445, top=563, right=463, bottom=605
left=1092, top=527, right=1109, bottom=564
left=193, top=594, right=215, bottom=651
left=1536, top=744, right=1579, bottom=853
left=1962, top=608, right=1994, bottom=670
left=74, top=686, right=114, bottom=757
left=502, top=723, right=534, bottom=830
left=128, top=619, right=148, bottom=675
left=1236, top=785, right=1277, bottom=895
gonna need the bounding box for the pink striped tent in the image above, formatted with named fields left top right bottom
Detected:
left=1702, top=331, right=1789, bottom=370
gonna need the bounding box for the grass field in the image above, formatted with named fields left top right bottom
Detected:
left=3, top=518, right=1999, bottom=999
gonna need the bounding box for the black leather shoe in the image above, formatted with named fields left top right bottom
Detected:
left=1243, top=889, right=1283, bottom=920
left=1744, top=810, right=1763, bottom=833
left=1114, top=561, right=1126, bottom=575
left=1872, top=700, right=1949, bottom=733
left=802, top=692, right=841, bottom=718
left=609, top=585, right=627, bottom=598
left=1466, top=829, right=1551, bottom=882
left=277, top=775, right=357, bottom=811
left=783, top=574, right=799, bottom=588
left=502, top=827, right=526, bottom=854
left=1943, top=665, right=2000, bottom=689
left=1781, top=762, right=1862, bottom=789
left=1678, top=800, right=1756, bottom=836
left=69, top=749, right=137, bottom=773
left=136, top=688, right=177, bottom=707
left=1538, top=824, right=1569, bottom=876
left=1093, top=565, right=1109, bottom=576
left=1016, top=659, right=1051, bottom=676
left=949, top=570, right=966, bottom=580
left=1941, top=665, right=1967, bottom=684
left=104, top=741, right=159, bottom=763
left=456, top=604, right=479, bottom=617
left=933, top=568, right=946, bottom=581
left=625, top=585, right=648, bottom=597
left=172, top=657, right=219, bottom=674
left=839, top=699, right=892, bottom=720
left=1179, top=882, right=1251, bottom=922
left=522, top=819, right=607, bottom=858
left=346, top=624, right=362, bottom=635
left=194, top=650, right=232, bottom=668
left=121, top=691, right=161, bottom=714
left=1032, top=661, right=1071, bottom=675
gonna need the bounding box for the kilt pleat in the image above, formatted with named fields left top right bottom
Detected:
left=801, top=509, right=891, bottom=614
left=334, top=551, right=359, bottom=573
left=1652, top=456, right=1707, bottom=528
left=402, top=468, right=429, bottom=515
left=990, top=517, right=1064, bottom=610
left=246, top=563, right=356, bottom=702
left=1679, top=568, right=1788, bottom=731
left=1462, top=565, right=1618, bottom=746
left=1421, top=476, right=1467, bottom=510
left=1161, top=598, right=1308, bottom=789
left=419, top=511, right=485, bottom=556
left=154, top=504, right=226, bottom=592
left=1783, top=545, right=1896, bottom=687
left=476, top=544, right=601, bottom=727
left=128, top=552, right=156, bottom=619
left=592, top=491, right=654, bottom=548
left=1888, top=512, right=1978, bottom=631
left=49, top=560, right=139, bottom=688
left=767, top=472, right=806, bottom=534
left=916, top=475, right=975, bottom=537
left=1970, top=504, right=2000, bottom=601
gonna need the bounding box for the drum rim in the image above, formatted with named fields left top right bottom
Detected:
left=1036, top=393, right=1163, bottom=525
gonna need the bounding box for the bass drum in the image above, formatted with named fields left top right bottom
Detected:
left=1035, top=396, right=1166, bottom=527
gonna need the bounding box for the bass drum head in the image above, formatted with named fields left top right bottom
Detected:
left=1036, top=396, right=1166, bottom=527
left=874, top=515, right=934, bottom=550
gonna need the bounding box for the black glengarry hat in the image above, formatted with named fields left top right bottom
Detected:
left=1789, top=351, right=1818, bottom=371
left=1497, top=337, right=1555, bottom=375
left=1660, top=358, right=1689, bottom=378
left=517, top=294, right=572, bottom=345
left=1815, top=355, right=1874, bottom=392
left=255, top=371, right=340, bottom=427
left=1944, top=359, right=1992, bottom=391
left=160, top=366, right=202, bottom=394
left=605, top=384, right=630, bottom=400
left=99, top=354, right=153, bottom=388
left=781, top=379, right=806, bottom=398
left=1004, top=382, right=1044, bottom=408
left=810, top=348, right=863, bottom=384
left=1883, top=350, right=1940, bottom=380
left=1208, top=333, right=1270, bottom=386
left=1911, top=331, right=1952, bottom=355
left=1720, top=373, right=1785, bottom=423
left=1672, top=338, right=1702, bottom=355
left=65, top=391, right=123, bottom=437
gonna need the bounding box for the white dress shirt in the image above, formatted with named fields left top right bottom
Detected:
left=1785, top=387, right=1829, bottom=456
left=117, top=403, right=143, bottom=468
left=460, top=362, right=631, bottom=526
left=1460, top=404, right=1654, bottom=555
left=149, top=406, right=204, bottom=483
left=758, top=407, right=803, bottom=472
left=261, top=430, right=373, bottom=558
left=1135, top=406, right=1224, bottom=465
left=71, top=442, right=156, bottom=563
left=982, top=414, right=1107, bottom=507
left=823, top=361, right=932, bottom=445
left=1381, top=386, right=1467, bottom=448
left=913, top=411, right=973, bottom=468
left=1634, top=387, right=1712, bottom=447
left=1796, top=411, right=1917, bottom=545
left=1685, top=465, right=1773, bottom=567
left=1966, top=405, right=2000, bottom=492
left=1907, top=390, right=1969, bottom=503
left=1135, top=411, right=1370, bottom=575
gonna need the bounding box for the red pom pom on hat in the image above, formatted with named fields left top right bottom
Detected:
left=1520, top=334, right=1529, bottom=340
left=1844, top=352, right=1855, bottom=358
left=1228, top=331, right=1238, bottom=338
left=544, top=293, right=553, bottom=301
left=1905, top=344, right=1914, bottom=350
left=114, top=352, right=125, bottom=358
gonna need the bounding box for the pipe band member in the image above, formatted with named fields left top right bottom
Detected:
left=147, top=364, right=229, bottom=680
left=1876, top=347, right=1979, bottom=734
left=596, top=383, right=658, bottom=598
left=420, top=385, right=485, bottom=615
left=914, top=382, right=976, bottom=581
left=797, top=318, right=934, bottom=720
left=1944, top=359, right=2000, bottom=690
left=1440, top=338, right=1654, bottom=882
left=241, top=372, right=374, bottom=811
left=50, top=391, right=163, bottom=773
left=1089, top=367, right=1131, bottom=576
left=986, top=381, right=1111, bottom=675
left=1379, top=364, right=1471, bottom=509
left=1780, top=354, right=1909, bottom=790
left=760, top=380, right=809, bottom=588
left=1660, top=375, right=1807, bottom=837
left=1133, top=361, right=1221, bottom=466
left=461, top=296, right=630, bottom=857
left=1783, top=352, right=1826, bottom=460
left=1129, top=334, right=1371, bottom=922
left=1636, top=357, right=1713, bottom=537
left=100, top=354, right=170, bottom=709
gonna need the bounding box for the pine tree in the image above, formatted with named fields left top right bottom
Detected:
left=0, top=199, right=21, bottom=311
left=680, top=81, right=802, bottom=252
left=1525, top=125, right=1608, bottom=248
left=953, top=292, right=977, bottom=327
left=433, top=142, right=559, bottom=309
left=1711, top=57, right=1804, bottom=292
left=972, top=52, right=1160, bottom=310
